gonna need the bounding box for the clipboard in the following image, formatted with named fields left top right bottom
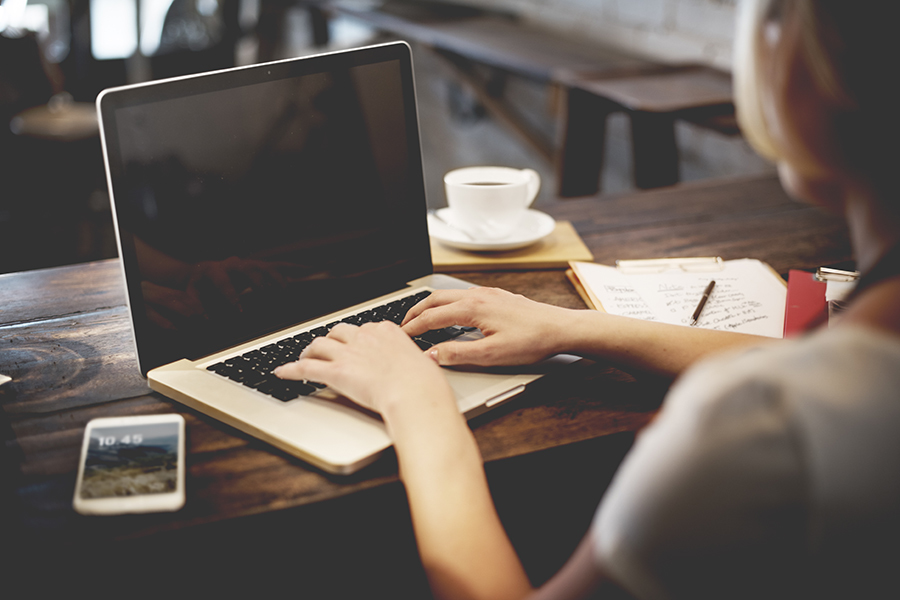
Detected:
left=567, top=257, right=788, bottom=338
left=567, top=257, right=729, bottom=311
left=784, top=267, right=858, bottom=336
left=615, top=256, right=725, bottom=274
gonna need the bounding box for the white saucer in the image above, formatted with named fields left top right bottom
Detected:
left=428, top=208, right=556, bottom=251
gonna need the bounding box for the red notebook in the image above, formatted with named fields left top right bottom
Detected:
left=784, top=270, right=827, bottom=337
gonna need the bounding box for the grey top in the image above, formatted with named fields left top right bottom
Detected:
left=590, top=326, right=900, bottom=599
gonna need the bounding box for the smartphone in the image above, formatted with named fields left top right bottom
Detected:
left=73, top=414, right=186, bottom=515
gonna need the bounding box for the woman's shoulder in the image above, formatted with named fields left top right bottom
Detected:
left=669, top=324, right=900, bottom=544
left=671, top=325, right=900, bottom=421
left=664, top=326, right=900, bottom=479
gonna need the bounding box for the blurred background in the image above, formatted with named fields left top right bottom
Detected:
left=0, top=0, right=773, bottom=275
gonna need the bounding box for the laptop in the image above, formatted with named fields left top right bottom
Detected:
left=98, top=41, right=573, bottom=474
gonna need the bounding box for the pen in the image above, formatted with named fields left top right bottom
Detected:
left=690, top=280, right=716, bottom=326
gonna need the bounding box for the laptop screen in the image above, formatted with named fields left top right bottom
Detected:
left=99, top=43, right=432, bottom=374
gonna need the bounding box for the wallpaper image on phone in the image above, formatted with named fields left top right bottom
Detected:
left=79, top=423, right=180, bottom=499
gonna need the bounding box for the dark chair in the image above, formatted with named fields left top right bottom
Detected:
left=148, top=0, right=242, bottom=79
left=1, top=32, right=109, bottom=273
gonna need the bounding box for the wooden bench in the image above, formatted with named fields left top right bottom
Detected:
left=328, top=1, right=738, bottom=196
left=558, top=65, right=735, bottom=195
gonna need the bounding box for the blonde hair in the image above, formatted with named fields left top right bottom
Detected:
left=733, top=0, right=782, bottom=161
left=733, top=0, right=893, bottom=193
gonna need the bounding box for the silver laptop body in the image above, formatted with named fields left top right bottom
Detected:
left=98, top=42, right=572, bottom=474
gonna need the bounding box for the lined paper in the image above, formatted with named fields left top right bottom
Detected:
left=570, top=259, right=787, bottom=338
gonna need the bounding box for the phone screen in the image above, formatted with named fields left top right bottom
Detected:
left=78, top=421, right=181, bottom=500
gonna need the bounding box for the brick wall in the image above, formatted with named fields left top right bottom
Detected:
left=470, top=0, right=738, bottom=71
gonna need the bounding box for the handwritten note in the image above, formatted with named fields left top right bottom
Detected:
left=570, top=259, right=787, bottom=338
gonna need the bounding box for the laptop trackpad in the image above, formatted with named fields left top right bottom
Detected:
left=444, top=354, right=580, bottom=414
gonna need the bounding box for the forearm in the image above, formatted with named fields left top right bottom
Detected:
left=553, top=309, right=776, bottom=378
left=404, top=289, right=773, bottom=378
left=383, top=392, right=532, bottom=600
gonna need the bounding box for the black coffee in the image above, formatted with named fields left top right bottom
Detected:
left=466, top=181, right=507, bottom=186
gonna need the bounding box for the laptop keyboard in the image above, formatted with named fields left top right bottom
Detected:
left=205, top=290, right=472, bottom=402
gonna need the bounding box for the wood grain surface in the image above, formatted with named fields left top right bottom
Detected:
left=1, top=174, right=852, bottom=552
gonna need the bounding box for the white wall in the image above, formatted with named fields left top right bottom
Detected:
left=469, top=0, right=738, bottom=71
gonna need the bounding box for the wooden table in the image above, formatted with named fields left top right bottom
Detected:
left=1, top=174, right=851, bottom=595
left=10, top=101, right=99, bottom=143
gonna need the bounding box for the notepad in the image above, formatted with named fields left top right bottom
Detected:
left=568, top=258, right=787, bottom=338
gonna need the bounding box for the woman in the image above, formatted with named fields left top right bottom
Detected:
left=275, top=1, right=900, bottom=598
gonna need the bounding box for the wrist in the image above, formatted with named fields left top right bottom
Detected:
left=555, top=309, right=625, bottom=359
left=378, top=370, right=459, bottom=434
left=383, top=385, right=478, bottom=482
left=544, top=307, right=602, bottom=356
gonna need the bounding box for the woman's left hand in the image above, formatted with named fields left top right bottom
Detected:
left=273, top=321, right=454, bottom=416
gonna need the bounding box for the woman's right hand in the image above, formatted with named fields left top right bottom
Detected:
left=401, top=287, right=578, bottom=367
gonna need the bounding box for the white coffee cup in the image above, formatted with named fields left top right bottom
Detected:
left=443, top=166, right=541, bottom=240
